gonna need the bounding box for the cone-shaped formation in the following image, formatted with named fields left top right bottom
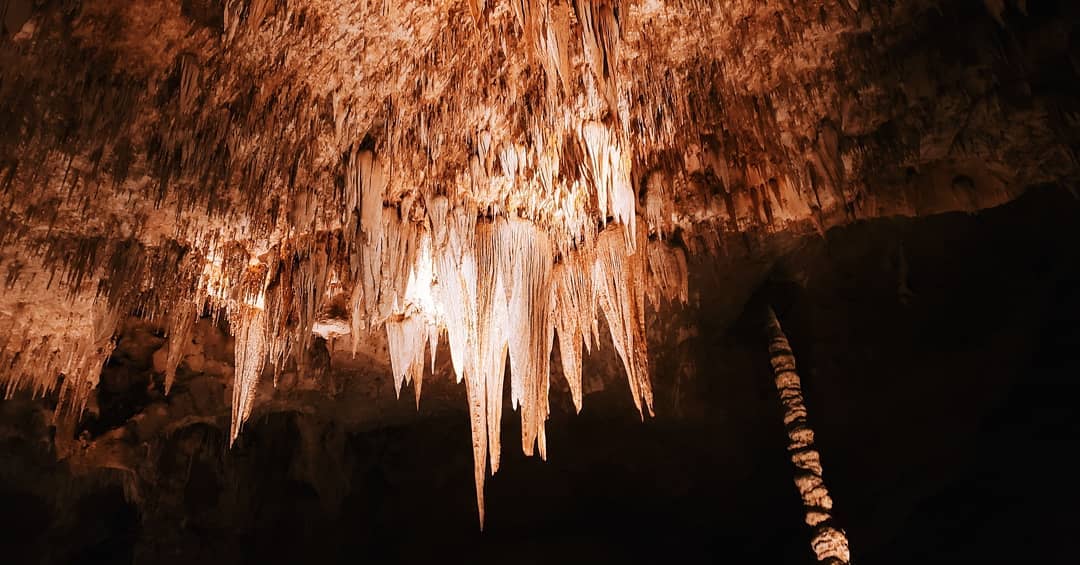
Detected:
left=386, top=315, right=428, bottom=407
left=765, top=307, right=851, bottom=564
left=164, top=299, right=199, bottom=395
left=230, top=304, right=267, bottom=444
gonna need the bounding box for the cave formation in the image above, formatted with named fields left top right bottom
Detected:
left=1, top=0, right=1078, bottom=563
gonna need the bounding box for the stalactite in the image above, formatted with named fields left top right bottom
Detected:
left=551, top=244, right=596, bottom=412
left=225, top=259, right=273, bottom=444
left=178, top=53, right=201, bottom=115
left=348, top=274, right=365, bottom=355
left=262, top=257, right=294, bottom=384
left=55, top=303, right=121, bottom=418
left=0, top=0, right=1075, bottom=541
left=291, top=235, right=335, bottom=374
left=432, top=205, right=486, bottom=525
left=381, top=208, right=419, bottom=320
left=575, top=0, right=622, bottom=116
left=503, top=217, right=554, bottom=458
left=765, top=307, right=851, bottom=565
left=164, top=298, right=199, bottom=395
left=646, top=239, right=689, bottom=309
left=433, top=206, right=478, bottom=386
left=644, top=170, right=673, bottom=240
left=580, top=121, right=636, bottom=251
left=230, top=303, right=267, bottom=445
left=385, top=314, right=427, bottom=406
left=593, top=224, right=653, bottom=417
left=474, top=219, right=509, bottom=473
left=512, top=0, right=573, bottom=98
left=0, top=258, right=120, bottom=420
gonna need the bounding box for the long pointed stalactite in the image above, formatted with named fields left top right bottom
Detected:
left=765, top=307, right=851, bottom=564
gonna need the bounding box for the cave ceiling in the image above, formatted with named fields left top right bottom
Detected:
left=0, top=0, right=1078, bottom=526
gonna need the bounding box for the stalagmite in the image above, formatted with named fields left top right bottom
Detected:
left=765, top=307, right=851, bottom=564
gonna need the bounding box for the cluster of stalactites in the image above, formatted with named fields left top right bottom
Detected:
left=0, top=121, right=682, bottom=526
left=323, top=136, right=662, bottom=524
left=0, top=148, right=682, bottom=533
left=645, top=238, right=689, bottom=309
left=508, top=0, right=622, bottom=117
left=0, top=301, right=119, bottom=418
left=580, top=121, right=636, bottom=249
left=462, top=118, right=639, bottom=259
left=182, top=229, right=343, bottom=444
left=361, top=213, right=653, bottom=526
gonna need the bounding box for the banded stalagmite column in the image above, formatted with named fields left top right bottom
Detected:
left=765, top=307, right=851, bottom=564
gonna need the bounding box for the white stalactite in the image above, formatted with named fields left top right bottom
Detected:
left=475, top=219, right=509, bottom=473
left=552, top=246, right=595, bottom=412
left=503, top=217, right=555, bottom=458
left=230, top=303, right=267, bottom=444
left=581, top=121, right=637, bottom=251
left=164, top=298, right=199, bottom=395
left=386, top=314, right=427, bottom=407
left=594, top=225, right=653, bottom=417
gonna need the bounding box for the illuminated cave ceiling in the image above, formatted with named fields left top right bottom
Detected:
left=1, top=0, right=1077, bottom=526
